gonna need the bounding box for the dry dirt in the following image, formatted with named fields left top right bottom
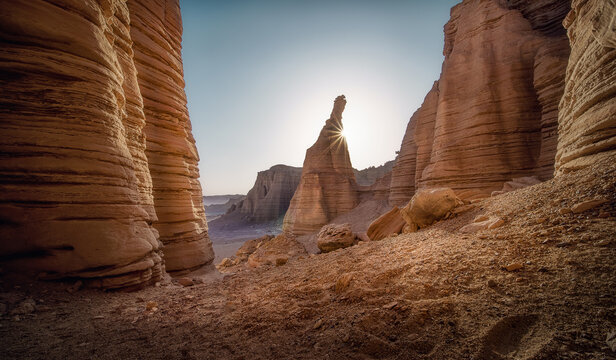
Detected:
left=1, top=157, right=615, bottom=360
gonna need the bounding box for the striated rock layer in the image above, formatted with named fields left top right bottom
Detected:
left=284, top=96, right=360, bottom=235
left=128, top=0, right=213, bottom=272
left=0, top=0, right=212, bottom=287
left=238, top=165, right=302, bottom=222
left=555, top=0, right=616, bottom=173
left=389, top=0, right=571, bottom=205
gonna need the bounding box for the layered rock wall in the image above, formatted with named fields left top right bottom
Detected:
left=238, top=165, right=302, bottom=222
left=389, top=0, right=571, bottom=205
left=128, top=0, right=213, bottom=272
left=555, top=0, right=616, bottom=173
left=283, top=96, right=360, bottom=235
left=0, top=0, right=212, bottom=287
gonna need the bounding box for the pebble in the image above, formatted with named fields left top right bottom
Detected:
left=607, top=331, right=616, bottom=352
left=504, top=263, right=523, bottom=272
left=177, top=277, right=194, bottom=287
left=487, top=279, right=498, bottom=288
left=313, top=319, right=323, bottom=330
left=571, top=199, right=607, bottom=214
left=383, top=302, right=398, bottom=310
left=145, top=301, right=158, bottom=311
left=559, top=208, right=572, bottom=215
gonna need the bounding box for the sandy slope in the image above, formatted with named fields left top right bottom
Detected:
left=1, top=157, right=614, bottom=360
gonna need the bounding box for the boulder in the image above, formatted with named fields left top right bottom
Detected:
left=367, top=207, right=406, bottom=241
left=316, top=224, right=359, bottom=253
left=400, top=188, right=462, bottom=229
left=247, top=233, right=307, bottom=268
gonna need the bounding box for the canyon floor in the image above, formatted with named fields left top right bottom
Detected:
left=1, top=158, right=615, bottom=360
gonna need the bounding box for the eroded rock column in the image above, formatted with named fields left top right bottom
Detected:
left=0, top=0, right=163, bottom=288
left=128, top=0, right=214, bottom=272
left=283, top=95, right=359, bottom=235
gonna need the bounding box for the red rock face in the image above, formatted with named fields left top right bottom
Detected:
left=0, top=0, right=212, bottom=287
left=128, top=0, right=214, bottom=272
left=389, top=0, right=571, bottom=205
left=556, top=0, right=616, bottom=173
left=283, top=96, right=360, bottom=235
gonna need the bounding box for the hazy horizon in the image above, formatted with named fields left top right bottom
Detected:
left=181, top=0, right=459, bottom=195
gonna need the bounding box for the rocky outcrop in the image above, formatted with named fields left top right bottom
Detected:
left=555, top=0, right=616, bottom=174
left=234, top=165, right=302, bottom=222
left=367, top=207, right=406, bottom=241
left=246, top=233, right=307, bottom=268
left=283, top=96, right=360, bottom=235
left=401, top=188, right=462, bottom=230
left=0, top=0, right=212, bottom=288
left=389, top=0, right=571, bottom=205
left=316, top=224, right=359, bottom=253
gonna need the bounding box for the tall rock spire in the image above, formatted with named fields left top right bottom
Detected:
left=283, top=95, right=359, bottom=235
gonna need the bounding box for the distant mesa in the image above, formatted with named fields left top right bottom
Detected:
left=210, top=164, right=302, bottom=227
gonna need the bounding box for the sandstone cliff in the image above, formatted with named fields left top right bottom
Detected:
left=283, top=96, right=360, bottom=235
left=128, top=0, right=214, bottom=272
left=389, top=0, right=571, bottom=205
left=555, top=0, right=616, bottom=173
left=237, top=165, right=302, bottom=222
left=0, top=0, right=212, bottom=288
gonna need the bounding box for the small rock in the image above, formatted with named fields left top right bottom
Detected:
left=487, top=279, right=498, bottom=288
left=313, top=319, right=323, bottom=330
left=383, top=302, right=398, bottom=310
left=559, top=208, right=572, bottom=215
left=10, top=298, right=36, bottom=315
left=275, top=257, right=288, bottom=266
left=598, top=210, right=610, bottom=218
left=193, top=278, right=204, bottom=284
left=571, top=199, right=607, bottom=214
left=556, top=241, right=570, bottom=248
left=607, top=331, right=616, bottom=352
left=67, top=280, right=83, bottom=293
left=335, top=274, right=353, bottom=293
left=177, top=277, right=193, bottom=287
left=503, top=263, right=523, bottom=272
left=219, top=258, right=233, bottom=268
left=487, top=218, right=505, bottom=230
left=342, top=333, right=351, bottom=342
left=145, top=301, right=158, bottom=311
left=92, top=315, right=104, bottom=320
left=535, top=217, right=547, bottom=224
left=596, top=239, right=611, bottom=247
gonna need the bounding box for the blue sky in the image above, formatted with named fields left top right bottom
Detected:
left=181, top=0, right=459, bottom=195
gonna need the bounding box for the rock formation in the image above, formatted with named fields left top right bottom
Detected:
left=366, top=207, right=406, bottom=241
left=316, top=223, right=359, bottom=253
left=246, top=232, right=307, bottom=268
left=354, top=161, right=395, bottom=186
left=283, top=95, right=360, bottom=235
left=389, top=0, right=571, bottom=205
left=400, top=188, right=462, bottom=231
left=555, top=0, right=616, bottom=173
left=128, top=0, right=214, bottom=272
left=0, top=0, right=212, bottom=288
left=229, top=165, right=302, bottom=223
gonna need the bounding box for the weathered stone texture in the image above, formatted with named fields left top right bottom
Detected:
left=0, top=0, right=212, bottom=287
left=555, top=0, right=616, bottom=173
left=389, top=0, right=570, bottom=204
left=283, top=96, right=360, bottom=235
